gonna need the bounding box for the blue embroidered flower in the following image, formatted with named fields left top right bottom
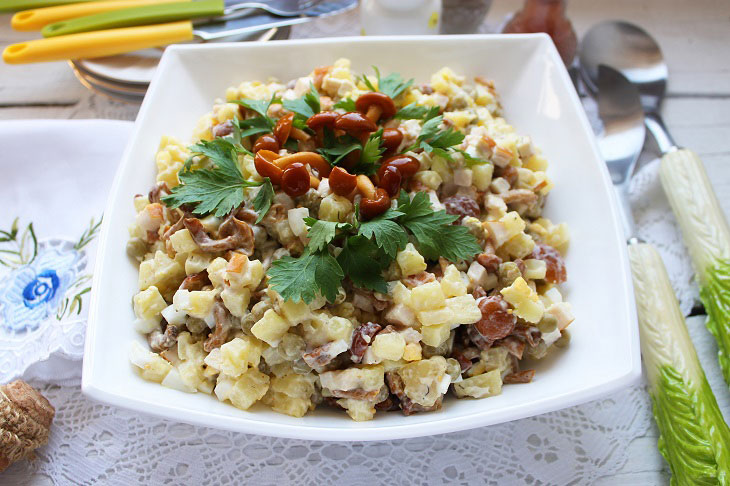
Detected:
left=0, top=247, right=80, bottom=333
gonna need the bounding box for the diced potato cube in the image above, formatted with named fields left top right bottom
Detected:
left=173, top=289, right=217, bottom=319
left=133, top=286, right=167, bottom=321
left=485, top=194, right=507, bottom=220
left=472, top=163, right=494, bottom=191
left=336, top=398, right=375, bottom=422
left=169, top=229, right=198, bottom=254
left=185, top=252, right=212, bottom=275
left=220, top=336, right=263, bottom=377
left=453, top=168, right=473, bottom=187
left=398, top=356, right=448, bottom=407
left=221, top=287, right=251, bottom=317
left=327, top=316, right=355, bottom=342
left=421, top=323, right=451, bottom=347
left=161, top=367, right=197, bottom=393
left=410, top=281, right=446, bottom=312
left=267, top=392, right=312, bottom=418
left=417, top=307, right=452, bottom=327
left=396, top=243, right=427, bottom=277
left=177, top=331, right=205, bottom=362
left=445, top=295, right=482, bottom=325
left=544, top=302, right=574, bottom=331
left=441, top=264, right=467, bottom=297
left=178, top=358, right=207, bottom=392
left=279, top=299, right=311, bottom=325
left=453, top=369, right=502, bottom=398
left=412, top=170, right=443, bottom=191
left=207, top=257, right=228, bottom=288
left=225, top=369, right=270, bottom=410
left=372, top=332, right=406, bottom=361
left=129, top=342, right=172, bottom=383
left=402, top=342, right=422, bottom=362
left=228, top=257, right=264, bottom=291
left=319, top=194, right=353, bottom=222
left=133, top=195, right=150, bottom=213
left=500, top=277, right=544, bottom=323
left=384, top=303, right=417, bottom=327
left=270, top=372, right=315, bottom=399
left=484, top=211, right=525, bottom=247
left=138, top=250, right=185, bottom=292
left=390, top=281, right=412, bottom=306
left=524, top=154, right=548, bottom=172
left=319, top=365, right=384, bottom=394
left=503, top=232, right=536, bottom=259
left=251, top=309, right=291, bottom=346
left=523, top=259, right=547, bottom=280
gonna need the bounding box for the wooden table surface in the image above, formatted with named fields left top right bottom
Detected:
left=1, top=1, right=729, bottom=484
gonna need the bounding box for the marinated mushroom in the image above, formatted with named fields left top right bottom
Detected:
left=355, top=92, right=396, bottom=123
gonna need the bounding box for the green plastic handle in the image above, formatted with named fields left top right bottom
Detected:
left=1, top=0, right=98, bottom=13
left=41, top=0, right=224, bottom=37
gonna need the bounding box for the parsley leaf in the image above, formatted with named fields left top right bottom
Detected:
left=282, top=84, right=321, bottom=119
left=454, top=148, right=487, bottom=166
left=430, top=125, right=465, bottom=149
left=357, top=208, right=407, bottom=258
left=305, top=218, right=349, bottom=252
left=252, top=178, right=275, bottom=224
left=268, top=249, right=344, bottom=303
left=318, top=140, right=362, bottom=166
left=398, top=192, right=482, bottom=262
left=410, top=115, right=466, bottom=161
left=334, top=97, right=356, bottom=111
left=418, top=115, right=444, bottom=143
left=161, top=138, right=263, bottom=218
left=336, top=236, right=389, bottom=294
left=395, top=102, right=440, bottom=121
left=233, top=95, right=279, bottom=124
left=238, top=116, right=274, bottom=138
left=362, top=67, right=414, bottom=99
left=351, top=128, right=384, bottom=175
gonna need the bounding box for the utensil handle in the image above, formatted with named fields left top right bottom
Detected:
left=2, top=21, right=193, bottom=64
left=1, top=0, right=97, bottom=14
left=12, top=0, right=185, bottom=31
left=659, top=148, right=730, bottom=279
left=41, top=0, right=223, bottom=37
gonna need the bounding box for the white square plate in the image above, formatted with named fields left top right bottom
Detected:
left=83, top=34, right=640, bottom=441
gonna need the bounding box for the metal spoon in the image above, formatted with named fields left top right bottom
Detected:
left=579, top=20, right=675, bottom=153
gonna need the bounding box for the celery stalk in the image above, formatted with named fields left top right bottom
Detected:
left=660, top=149, right=730, bottom=386
left=630, top=243, right=730, bottom=485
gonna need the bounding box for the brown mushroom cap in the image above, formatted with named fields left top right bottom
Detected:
left=335, top=112, right=378, bottom=133
left=306, top=111, right=339, bottom=130
left=355, top=92, right=396, bottom=120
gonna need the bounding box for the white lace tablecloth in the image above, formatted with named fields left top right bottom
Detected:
left=0, top=11, right=720, bottom=483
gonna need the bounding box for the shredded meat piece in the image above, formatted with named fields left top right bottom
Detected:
left=495, top=165, right=519, bottom=187
left=179, top=271, right=211, bottom=291
left=504, top=370, right=536, bottom=384
left=418, top=83, right=434, bottom=95
left=303, top=341, right=346, bottom=369
left=350, top=322, right=382, bottom=363
left=375, top=395, right=400, bottom=411
left=467, top=325, right=492, bottom=351
left=148, top=182, right=170, bottom=204
left=451, top=347, right=478, bottom=372
left=474, top=295, right=516, bottom=341
left=476, top=253, right=502, bottom=273
left=512, top=324, right=542, bottom=348
left=212, top=120, right=234, bottom=138
left=184, top=215, right=254, bottom=254
left=162, top=209, right=188, bottom=240
left=148, top=323, right=179, bottom=352
left=502, top=189, right=538, bottom=206
left=402, top=271, right=436, bottom=288
left=329, top=388, right=381, bottom=401
left=472, top=286, right=487, bottom=300
left=203, top=301, right=233, bottom=352
left=443, top=195, right=480, bottom=222
left=495, top=336, right=526, bottom=359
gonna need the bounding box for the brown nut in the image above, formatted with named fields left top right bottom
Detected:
left=253, top=134, right=280, bottom=153
left=378, top=154, right=420, bottom=180
left=356, top=92, right=396, bottom=122
left=381, top=128, right=403, bottom=157
left=360, top=187, right=391, bottom=220
left=254, top=150, right=283, bottom=184
left=274, top=112, right=294, bottom=145
left=281, top=162, right=310, bottom=197
left=378, top=166, right=402, bottom=197
left=274, top=151, right=331, bottom=177
left=335, top=112, right=378, bottom=134
left=329, top=166, right=358, bottom=196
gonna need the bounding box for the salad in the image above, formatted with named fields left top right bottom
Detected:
left=127, top=59, right=573, bottom=421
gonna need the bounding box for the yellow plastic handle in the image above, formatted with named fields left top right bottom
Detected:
left=2, top=21, right=193, bottom=64
left=12, top=0, right=186, bottom=31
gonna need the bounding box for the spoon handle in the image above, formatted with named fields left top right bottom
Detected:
left=645, top=111, right=677, bottom=154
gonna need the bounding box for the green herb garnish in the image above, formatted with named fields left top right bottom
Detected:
left=395, top=102, right=440, bottom=121
left=361, top=66, right=414, bottom=100
left=282, top=84, right=321, bottom=119
left=334, top=97, right=357, bottom=111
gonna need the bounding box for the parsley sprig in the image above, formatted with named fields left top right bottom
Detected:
left=282, top=84, right=321, bottom=120
left=361, top=67, right=414, bottom=100
left=233, top=95, right=281, bottom=138
left=395, top=102, right=440, bottom=121
left=161, top=137, right=274, bottom=220
left=408, top=115, right=486, bottom=166
left=267, top=191, right=482, bottom=303
left=317, top=128, right=386, bottom=175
